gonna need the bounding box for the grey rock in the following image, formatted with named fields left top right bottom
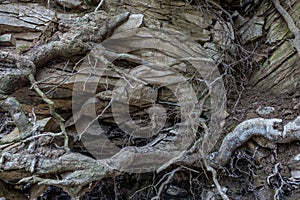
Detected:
left=256, top=105, right=275, bottom=115
left=291, top=170, right=300, bottom=179
left=0, top=3, right=56, bottom=34
left=16, top=40, right=32, bottom=53
left=201, top=190, right=215, bottom=200
left=0, top=34, right=15, bottom=46
left=251, top=41, right=300, bottom=93
left=13, top=32, right=41, bottom=41
left=166, top=185, right=188, bottom=196
left=289, top=154, right=300, bottom=179
left=180, top=12, right=212, bottom=29
left=55, top=0, right=83, bottom=9
left=114, top=14, right=144, bottom=33
left=204, top=42, right=221, bottom=61
left=232, top=11, right=247, bottom=27
left=213, top=21, right=235, bottom=48
left=293, top=102, right=300, bottom=110
left=239, top=16, right=264, bottom=43
left=265, top=0, right=299, bottom=44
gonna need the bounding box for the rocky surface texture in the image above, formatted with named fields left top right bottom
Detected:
left=0, top=0, right=299, bottom=199
left=250, top=0, right=300, bottom=93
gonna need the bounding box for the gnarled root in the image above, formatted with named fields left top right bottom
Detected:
left=212, top=116, right=300, bottom=167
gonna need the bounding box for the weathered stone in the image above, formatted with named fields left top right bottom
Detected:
left=289, top=154, right=300, bottom=179
left=266, top=20, right=291, bottom=44
left=213, top=21, right=235, bottom=48
left=0, top=69, right=28, bottom=95
left=256, top=105, right=275, bottom=115
left=252, top=41, right=300, bottom=93
left=13, top=32, right=41, bottom=41
left=12, top=87, right=72, bottom=115
left=15, top=40, right=32, bottom=53
left=179, top=12, right=212, bottom=29
left=265, top=1, right=300, bottom=43
left=55, top=0, right=83, bottom=9
left=256, top=0, right=273, bottom=16
left=113, top=14, right=144, bottom=33
left=294, top=102, right=300, bottom=110
left=203, top=42, right=220, bottom=61
left=0, top=3, right=56, bottom=34
left=239, top=17, right=264, bottom=43
left=232, top=11, right=247, bottom=27
left=114, top=0, right=212, bottom=43
left=0, top=34, right=15, bottom=46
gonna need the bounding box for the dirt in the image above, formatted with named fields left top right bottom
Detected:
left=226, top=88, right=299, bottom=126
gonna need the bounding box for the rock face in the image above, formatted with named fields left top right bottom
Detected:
left=289, top=153, right=300, bottom=179
left=0, top=33, right=15, bottom=46
left=239, top=16, right=264, bottom=43
left=0, top=3, right=56, bottom=52
left=55, top=0, right=83, bottom=9
left=249, top=0, right=300, bottom=94
left=0, top=0, right=299, bottom=199
left=106, top=0, right=213, bottom=43
left=0, top=3, right=55, bottom=33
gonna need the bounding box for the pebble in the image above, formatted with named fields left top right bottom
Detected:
left=256, top=105, right=275, bottom=115
left=293, top=102, right=300, bottom=110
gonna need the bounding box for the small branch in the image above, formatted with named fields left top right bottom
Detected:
left=28, top=74, right=70, bottom=152
left=151, top=167, right=181, bottom=200
left=94, top=0, right=105, bottom=12
left=201, top=122, right=229, bottom=200
left=21, top=132, right=63, bottom=143
left=205, top=162, right=229, bottom=200
left=28, top=12, right=129, bottom=68
left=207, top=0, right=234, bottom=26
left=0, top=126, right=39, bottom=145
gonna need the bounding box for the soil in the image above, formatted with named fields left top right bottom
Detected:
left=226, top=88, right=300, bottom=126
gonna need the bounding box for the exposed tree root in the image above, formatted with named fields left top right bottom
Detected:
left=0, top=146, right=180, bottom=198
left=212, top=116, right=300, bottom=167
left=28, top=11, right=129, bottom=68
left=28, top=74, right=70, bottom=152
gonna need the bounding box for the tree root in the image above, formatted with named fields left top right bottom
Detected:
left=0, top=145, right=181, bottom=198
left=212, top=116, right=300, bottom=167
left=3, top=113, right=297, bottom=198
left=28, top=11, right=129, bottom=68
left=28, top=74, right=70, bottom=152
